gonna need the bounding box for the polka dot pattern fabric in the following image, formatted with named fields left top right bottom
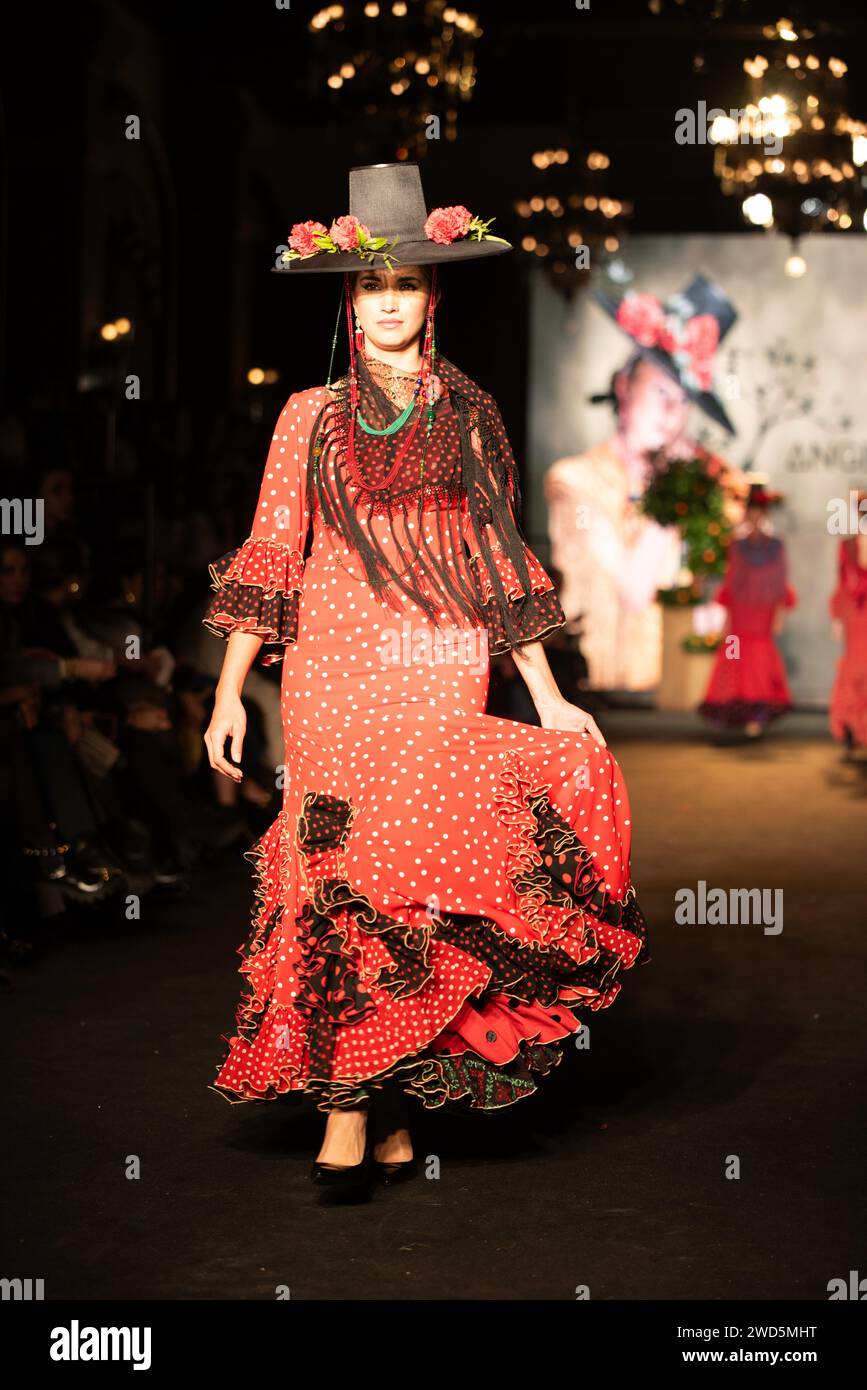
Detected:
left=204, top=387, right=651, bottom=1114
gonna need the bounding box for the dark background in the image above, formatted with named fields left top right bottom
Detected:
left=3, top=0, right=865, bottom=479
left=1, top=3, right=866, bottom=1309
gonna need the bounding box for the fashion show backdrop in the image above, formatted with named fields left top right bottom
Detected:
left=526, top=233, right=867, bottom=705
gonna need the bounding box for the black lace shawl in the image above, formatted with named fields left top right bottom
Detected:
left=306, top=351, right=564, bottom=654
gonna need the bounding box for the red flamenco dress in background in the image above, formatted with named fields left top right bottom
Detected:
left=698, top=531, right=798, bottom=729
left=202, top=351, right=650, bottom=1114
left=828, top=536, right=867, bottom=749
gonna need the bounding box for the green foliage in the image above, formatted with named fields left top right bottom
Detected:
left=681, top=632, right=724, bottom=654
left=639, top=455, right=730, bottom=582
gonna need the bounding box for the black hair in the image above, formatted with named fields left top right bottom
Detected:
left=350, top=263, right=435, bottom=290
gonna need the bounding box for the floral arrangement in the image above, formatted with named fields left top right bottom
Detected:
left=657, top=583, right=705, bottom=607
left=281, top=205, right=507, bottom=269
left=681, top=632, right=724, bottom=654
left=615, top=290, right=720, bottom=392
left=282, top=215, right=398, bottom=268
left=423, top=205, right=508, bottom=247
left=639, top=450, right=732, bottom=587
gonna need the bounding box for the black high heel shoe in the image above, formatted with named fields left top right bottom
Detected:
left=373, top=1154, right=419, bottom=1186
left=370, top=1086, right=418, bottom=1186
left=310, top=1119, right=375, bottom=1204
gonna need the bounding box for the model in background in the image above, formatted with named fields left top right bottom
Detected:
left=829, top=490, right=867, bottom=755
left=698, top=483, right=797, bottom=737
left=545, top=275, right=737, bottom=693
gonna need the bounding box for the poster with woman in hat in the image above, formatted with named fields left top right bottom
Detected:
left=544, top=275, right=737, bottom=693
left=198, top=163, right=651, bottom=1202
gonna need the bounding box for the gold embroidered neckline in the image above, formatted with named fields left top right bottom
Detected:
left=363, top=354, right=420, bottom=409
left=364, top=354, right=419, bottom=378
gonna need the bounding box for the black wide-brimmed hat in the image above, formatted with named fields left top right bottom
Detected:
left=274, top=161, right=513, bottom=274
left=593, top=273, right=738, bottom=434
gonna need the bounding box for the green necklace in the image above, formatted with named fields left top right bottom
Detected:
left=356, top=361, right=423, bottom=436
left=356, top=390, right=420, bottom=435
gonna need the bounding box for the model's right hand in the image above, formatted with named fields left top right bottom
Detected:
left=204, top=693, right=246, bottom=782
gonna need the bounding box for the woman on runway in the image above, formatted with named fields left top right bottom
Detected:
left=829, top=492, right=867, bottom=754
left=202, top=163, right=649, bottom=1201
left=698, top=482, right=797, bottom=738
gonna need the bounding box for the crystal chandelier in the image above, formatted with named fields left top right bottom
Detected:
left=309, top=2, right=482, bottom=160
left=710, top=16, right=867, bottom=240
left=513, top=147, right=631, bottom=299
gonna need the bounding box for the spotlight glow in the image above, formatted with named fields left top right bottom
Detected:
left=743, top=193, right=774, bottom=226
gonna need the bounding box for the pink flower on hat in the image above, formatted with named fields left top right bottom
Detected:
left=330, top=215, right=370, bottom=251
left=656, top=319, right=679, bottom=355
left=682, top=313, right=720, bottom=390
left=425, top=205, right=473, bottom=245
left=615, top=293, right=666, bottom=347
left=688, top=359, right=713, bottom=392
left=288, top=220, right=328, bottom=256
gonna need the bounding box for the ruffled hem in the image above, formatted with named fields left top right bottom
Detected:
left=308, top=1038, right=566, bottom=1112
left=484, top=588, right=566, bottom=655
left=209, top=761, right=649, bottom=1113
left=697, top=698, right=792, bottom=727
left=493, top=750, right=649, bottom=956
left=203, top=537, right=304, bottom=664
left=466, top=537, right=566, bottom=653
left=469, top=541, right=556, bottom=605
left=829, top=679, right=867, bottom=746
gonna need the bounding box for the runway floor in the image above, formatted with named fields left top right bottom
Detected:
left=3, top=711, right=866, bottom=1300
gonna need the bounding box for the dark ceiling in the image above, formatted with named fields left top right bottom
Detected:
left=125, top=0, right=867, bottom=234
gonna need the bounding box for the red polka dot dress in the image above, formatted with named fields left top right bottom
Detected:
left=828, top=537, right=867, bottom=748
left=698, top=532, right=798, bottom=729
left=204, top=353, right=650, bottom=1113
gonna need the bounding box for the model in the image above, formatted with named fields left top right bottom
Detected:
left=202, top=162, right=650, bottom=1202
left=829, top=493, right=867, bottom=753
left=698, top=482, right=797, bottom=737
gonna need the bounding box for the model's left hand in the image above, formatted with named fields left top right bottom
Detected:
left=773, top=609, right=785, bottom=635
left=536, top=697, right=606, bottom=747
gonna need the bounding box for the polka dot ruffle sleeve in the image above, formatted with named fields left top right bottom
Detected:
left=203, top=390, right=322, bottom=666
left=464, top=520, right=566, bottom=654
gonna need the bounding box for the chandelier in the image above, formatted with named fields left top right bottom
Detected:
left=513, top=147, right=631, bottom=299
left=308, top=2, right=482, bottom=160
left=709, top=16, right=867, bottom=242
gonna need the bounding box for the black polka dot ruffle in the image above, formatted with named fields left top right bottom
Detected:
left=203, top=538, right=304, bottom=666
left=483, top=588, right=566, bottom=655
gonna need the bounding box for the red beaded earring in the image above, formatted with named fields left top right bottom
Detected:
left=345, top=273, right=360, bottom=420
